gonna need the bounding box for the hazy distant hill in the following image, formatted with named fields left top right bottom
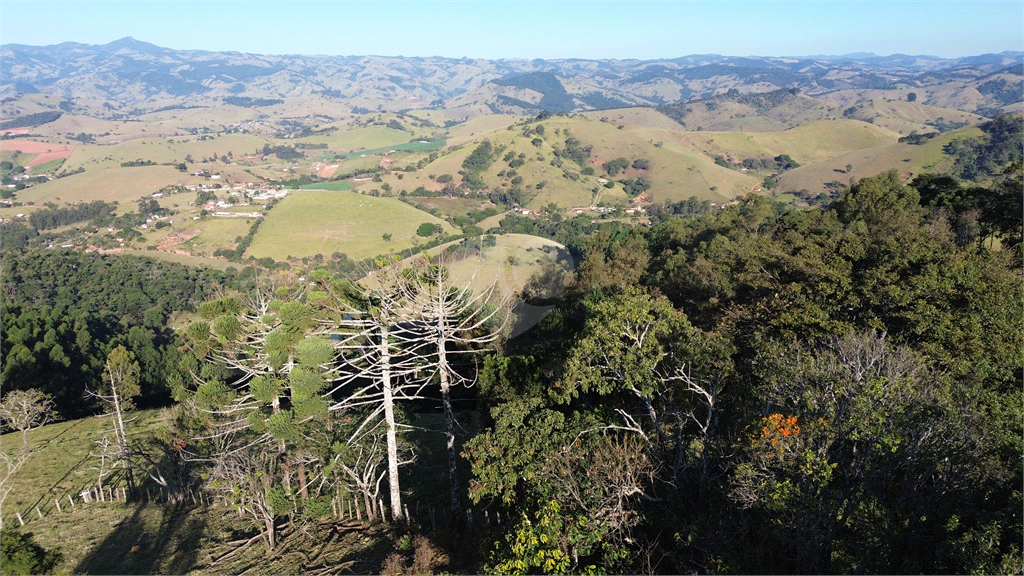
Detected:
left=1, top=38, right=1021, bottom=116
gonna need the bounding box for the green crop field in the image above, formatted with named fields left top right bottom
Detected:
left=246, top=190, right=455, bottom=261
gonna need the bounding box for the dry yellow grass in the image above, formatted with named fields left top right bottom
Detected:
left=18, top=166, right=189, bottom=205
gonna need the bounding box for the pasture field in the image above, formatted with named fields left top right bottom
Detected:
left=338, top=139, right=446, bottom=158
left=246, top=190, right=455, bottom=261
left=16, top=165, right=189, bottom=205
left=397, top=233, right=571, bottom=303
left=27, top=158, right=65, bottom=173
left=670, top=119, right=898, bottom=167
left=580, top=106, right=688, bottom=131
left=838, top=100, right=984, bottom=135
left=298, top=180, right=353, bottom=191
left=442, top=114, right=520, bottom=145
left=747, top=119, right=898, bottom=164
left=1, top=410, right=167, bottom=529
left=774, top=127, right=979, bottom=194
left=59, top=133, right=272, bottom=172
left=0, top=407, right=480, bottom=575
left=524, top=115, right=753, bottom=202
left=294, top=126, right=412, bottom=151
left=403, top=196, right=496, bottom=219
left=178, top=216, right=256, bottom=256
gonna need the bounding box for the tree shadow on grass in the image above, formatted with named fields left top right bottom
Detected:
left=72, top=500, right=206, bottom=575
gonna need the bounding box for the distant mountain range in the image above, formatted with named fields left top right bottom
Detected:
left=1, top=37, right=1021, bottom=115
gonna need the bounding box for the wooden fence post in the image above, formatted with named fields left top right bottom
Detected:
left=355, top=499, right=361, bottom=522
left=16, top=512, right=24, bottom=526
left=378, top=499, right=386, bottom=523
left=36, top=506, right=43, bottom=519
left=55, top=499, right=62, bottom=513
left=68, top=494, right=75, bottom=507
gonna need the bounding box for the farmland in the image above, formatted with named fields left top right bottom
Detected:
left=246, top=190, right=456, bottom=261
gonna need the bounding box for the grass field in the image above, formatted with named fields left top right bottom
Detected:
left=774, top=126, right=980, bottom=194
left=337, top=139, right=445, bottom=159
left=246, top=190, right=455, bottom=261
left=294, top=126, right=411, bottom=151
left=17, top=165, right=189, bottom=205
left=1, top=410, right=168, bottom=529
left=298, top=180, right=353, bottom=191
left=28, top=158, right=66, bottom=174
left=1, top=408, right=478, bottom=575
left=178, top=216, right=256, bottom=256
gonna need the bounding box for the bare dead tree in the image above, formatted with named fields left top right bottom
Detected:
left=410, top=258, right=508, bottom=515
left=87, top=345, right=142, bottom=495
left=89, top=433, right=119, bottom=498
left=0, top=389, right=58, bottom=451
left=332, top=426, right=388, bottom=521
left=326, top=260, right=435, bottom=522
left=206, top=439, right=282, bottom=550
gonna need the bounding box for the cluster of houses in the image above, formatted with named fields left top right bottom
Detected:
left=195, top=188, right=289, bottom=218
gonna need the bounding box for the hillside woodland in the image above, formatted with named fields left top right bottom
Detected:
left=2, top=163, right=1021, bottom=575
left=0, top=40, right=1022, bottom=575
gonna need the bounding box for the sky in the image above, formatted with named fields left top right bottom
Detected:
left=1, top=1, right=1022, bottom=60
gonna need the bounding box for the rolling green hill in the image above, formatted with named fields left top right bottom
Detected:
left=245, top=190, right=456, bottom=262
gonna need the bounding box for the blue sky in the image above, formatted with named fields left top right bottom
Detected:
left=1, top=1, right=1021, bottom=59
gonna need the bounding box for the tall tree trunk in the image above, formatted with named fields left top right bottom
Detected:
left=436, top=270, right=461, bottom=515
left=440, top=358, right=460, bottom=515
left=110, top=380, right=136, bottom=495
left=381, top=324, right=403, bottom=521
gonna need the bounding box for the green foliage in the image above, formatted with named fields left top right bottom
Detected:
left=603, top=157, right=629, bottom=176
left=266, top=410, right=298, bottom=442
left=194, top=379, right=235, bottom=408
left=462, top=139, right=495, bottom=173
left=489, top=501, right=602, bottom=575
left=834, top=169, right=919, bottom=224
left=28, top=200, right=117, bottom=231
left=944, top=114, right=1023, bottom=181
left=0, top=530, right=61, bottom=575
left=416, top=222, right=439, bottom=237
left=1, top=250, right=232, bottom=417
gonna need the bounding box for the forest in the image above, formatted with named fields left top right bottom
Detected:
left=1, top=157, right=1020, bottom=573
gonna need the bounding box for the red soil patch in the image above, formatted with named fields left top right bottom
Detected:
left=1, top=128, right=30, bottom=136
left=318, top=164, right=339, bottom=178
left=0, top=140, right=75, bottom=167
left=26, top=149, right=74, bottom=167
left=0, top=140, right=72, bottom=154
